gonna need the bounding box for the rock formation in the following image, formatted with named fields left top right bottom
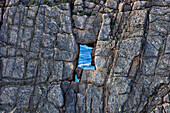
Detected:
left=0, top=0, right=169, bottom=112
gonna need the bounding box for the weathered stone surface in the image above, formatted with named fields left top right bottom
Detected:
left=76, top=93, right=85, bottom=113
left=86, top=84, right=103, bottom=113
left=63, top=61, right=76, bottom=80
left=114, top=38, right=142, bottom=74
left=155, top=54, right=170, bottom=76
left=48, top=85, right=64, bottom=107
left=81, top=70, right=105, bottom=86
left=74, top=16, right=97, bottom=44
left=0, top=8, right=2, bottom=22
left=133, top=1, right=149, bottom=10
left=0, top=86, right=18, bottom=105
left=142, top=58, right=157, bottom=75
left=75, top=67, right=83, bottom=79
left=144, top=41, right=158, bottom=57
left=95, top=40, right=115, bottom=56
left=17, top=86, right=34, bottom=109
left=98, top=14, right=111, bottom=41
left=49, top=60, right=63, bottom=82
left=1, top=57, right=25, bottom=78
left=65, top=89, right=77, bottom=113
left=105, top=0, right=119, bottom=9
left=0, top=1, right=169, bottom=113
left=165, top=34, right=170, bottom=54
left=72, top=15, right=88, bottom=29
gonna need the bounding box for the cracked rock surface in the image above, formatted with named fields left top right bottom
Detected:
left=0, top=0, right=169, bottom=113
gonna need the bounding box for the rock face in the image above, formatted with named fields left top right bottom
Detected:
left=0, top=0, right=169, bottom=113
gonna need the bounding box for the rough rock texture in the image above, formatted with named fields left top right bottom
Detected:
left=0, top=0, right=169, bottom=113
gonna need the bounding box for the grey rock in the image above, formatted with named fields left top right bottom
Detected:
left=73, top=15, right=87, bottom=29
left=17, top=86, right=34, bottom=108
left=28, top=7, right=38, bottom=19
left=25, top=18, right=34, bottom=27
left=164, top=94, right=169, bottom=102
left=0, top=2, right=170, bottom=113
left=31, top=38, right=41, bottom=52
left=129, top=9, right=148, bottom=28
left=150, top=6, right=170, bottom=15
left=98, top=14, right=111, bottom=41
left=119, top=37, right=142, bottom=59
left=95, top=40, right=115, bottom=56
left=114, top=57, right=129, bottom=74
left=45, top=19, right=59, bottom=34
left=0, top=8, right=1, bottom=22
left=142, top=76, right=169, bottom=96
left=48, top=85, right=64, bottom=107
left=81, top=70, right=105, bottom=86
left=85, top=2, right=95, bottom=9
left=0, top=45, right=7, bottom=57
left=75, top=67, right=83, bottom=79
left=114, top=38, right=142, bottom=74
left=133, top=1, right=148, bottom=10
left=81, top=70, right=94, bottom=83
left=149, top=21, right=169, bottom=35
left=0, top=24, right=8, bottom=42
left=86, top=84, right=103, bottom=113
left=78, top=83, right=86, bottom=94
left=61, top=81, right=71, bottom=93
left=95, top=56, right=109, bottom=70
left=76, top=93, right=85, bottom=113
left=22, top=27, right=33, bottom=50
left=40, top=103, right=60, bottom=113
left=47, top=0, right=54, bottom=4
left=7, top=0, right=19, bottom=6
left=142, top=58, right=157, bottom=75
left=74, top=0, right=83, bottom=6
left=123, top=4, right=131, bottom=11
left=147, top=35, right=162, bottom=50
left=73, top=6, right=84, bottom=13
left=75, top=28, right=96, bottom=44
left=41, top=48, right=54, bottom=58
left=49, top=60, right=63, bottom=82
left=107, top=77, right=131, bottom=94
left=0, top=86, right=18, bottom=105
left=54, top=48, right=78, bottom=61
left=93, top=70, right=105, bottom=86
left=26, top=59, right=39, bottom=78
left=56, top=33, right=78, bottom=52
left=63, top=61, right=76, bottom=80
left=74, top=16, right=97, bottom=44
left=38, top=59, right=49, bottom=82
left=27, top=52, right=39, bottom=60
left=149, top=13, right=170, bottom=23
left=155, top=54, right=170, bottom=76
left=42, top=33, right=56, bottom=48
left=144, top=41, right=159, bottom=57
left=106, top=77, right=132, bottom=112
left=165, top=35, right=170, bottom=53
left=7, top=46, right=16, bottom=56
left=118, top=2, right=125, bottom=12
left=105, top=0, right=118, bottom=9
left=129, top=56, right=140, bottom=77
left=2, top=58, right=25, bottom=78
left=65, top=89, right=76, bottom=113
left=9, top=29, right=18, bottom=45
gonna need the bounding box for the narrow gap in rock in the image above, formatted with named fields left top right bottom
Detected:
left=75, top=44, right=95, bottom=82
